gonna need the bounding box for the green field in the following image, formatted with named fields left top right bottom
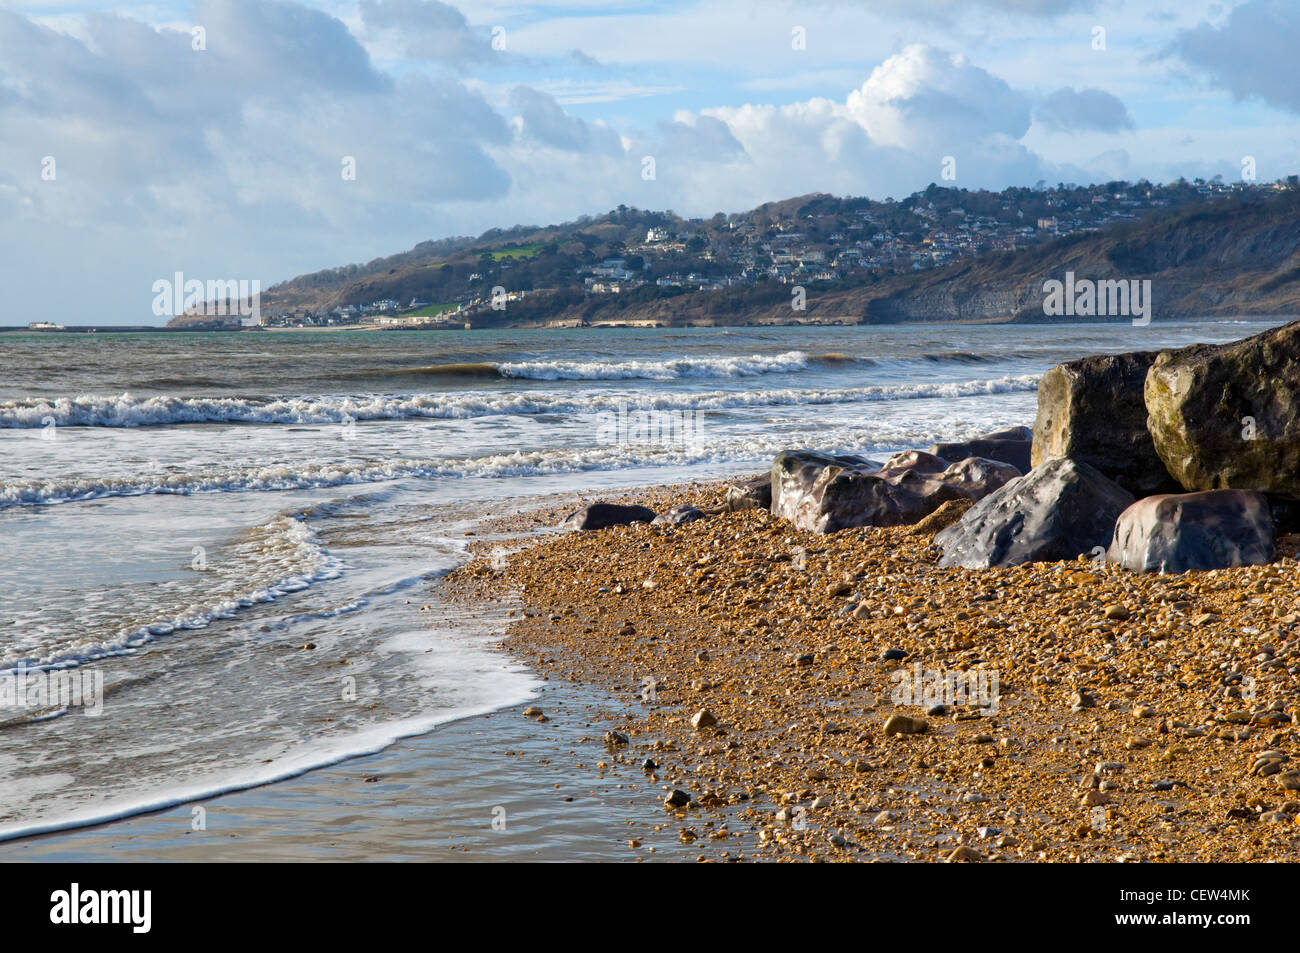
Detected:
left=403, top=302, right=458, bottom=318
left=488, top=243, right=543, bottom=261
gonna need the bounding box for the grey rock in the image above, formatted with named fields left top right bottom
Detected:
left=935, top=458, right=1135, bottom=568
left=771, top=449, right=1017, bottom=535
left=1032, top=351, right=1178, bottom=495
left=561, top=502, right=656, bottom=531
left=1108, top=489, right=1274, bottom=573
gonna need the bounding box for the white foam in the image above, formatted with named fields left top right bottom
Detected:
left=0, top=374, right=1039, bottom=429
left=496, top=349, right=810, bottom=380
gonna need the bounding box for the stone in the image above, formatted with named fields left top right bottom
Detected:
left=1032, top=351, right=1178, bottom=495
left=934, top=458, right=1135, bottom=569
left=1069, top=690, right=1096, bottom=711
left=1107, top=490, right=1274, bottom=573
left=883, top=714, right=928, bottom=736
left=1145, top=319, right=1300, bottom=498
left=523, top=706, right=542, bottom=717
left=770, top=449, right=1017, bottom=535
left=723, top=474, right=772, bottom=512
left=769, top=449, right=882, bottom=529
left=664, top=789, right=691, bottom=809
left=945, top=845, right=985, bottom=862
left=690, top=708, right=717, bottom=730
left=651, top=504, right=707, bottom=526
left=562, top=501, right=656, bottom=531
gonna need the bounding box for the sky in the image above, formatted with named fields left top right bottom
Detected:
left=1, top=0, right=1298, bottom=325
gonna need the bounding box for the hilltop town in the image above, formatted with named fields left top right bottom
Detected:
left=166, top=176, right=1300, bottom=330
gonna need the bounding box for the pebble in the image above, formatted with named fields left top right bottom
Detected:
left=691, top=708, right=718, bottom=729
left=946, top=845, right=985, bottom=862
left=883, top=714, right=928, bottom=736
left=664, top=789, right=691, bottom=809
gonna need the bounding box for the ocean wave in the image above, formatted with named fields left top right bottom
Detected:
left=495, top=349, right=812, bottom=380
left=0, top=374, right=1040, bottom=429
left=0, top=388, right=1038, bottom=511
left=0, top=514, right=344, bottom=673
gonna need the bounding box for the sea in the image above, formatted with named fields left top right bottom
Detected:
left=0, top=318, right=1282, bottom=840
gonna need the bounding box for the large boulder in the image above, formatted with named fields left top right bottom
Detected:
left=1107, top=490, right=1274, bottom=573
left=562, top=502, right=656, bottom=531
left=771, top=449, right=1018, bottom=534
left=771, top=451, right=881, bottom=526
left=1032, top=351, right=1178, bottom=496
left=929, top=426, right=1032, bottom=474
left=1145, top=319, right=1300, bottom=498
left=935, top=458, right=1135, bottom=568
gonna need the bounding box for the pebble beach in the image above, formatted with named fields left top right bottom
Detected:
left=446, top=480, right=1300, bottom=863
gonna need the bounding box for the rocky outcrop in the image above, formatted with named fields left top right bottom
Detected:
left=929, top=427, right=1033, bottom=474
left=652, top=504, right=707, bottom=526
left=562, top=502, right=656, bottom=531
left=1107, top=490, right=1274, bottom=573
left=1032, top=351, right=1178, bottom=496
left=1145, top=319, right=1300, bottom=498
left=723, top=475, right=773, bottom=512
left=935, top=458, right=1134, bottom=568
left=771, top=450, right=1018, bottom=534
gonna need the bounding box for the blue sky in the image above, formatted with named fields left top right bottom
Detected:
left=2, top=0, right=1298, bottom=324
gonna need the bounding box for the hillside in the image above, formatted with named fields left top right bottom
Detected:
left=167, top=178, right=1300, bottom=329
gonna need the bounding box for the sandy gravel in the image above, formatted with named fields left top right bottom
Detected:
left=445, top=481, right=1300, bottom=862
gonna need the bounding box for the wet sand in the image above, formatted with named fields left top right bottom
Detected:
left=0, top=673, right=750, bottom=862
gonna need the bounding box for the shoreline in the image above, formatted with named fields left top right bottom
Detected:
left=5, top=473, right=1299, bottom=862
left=0, top=482, right=755, bottom=862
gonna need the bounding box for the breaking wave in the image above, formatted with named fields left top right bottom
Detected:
left=0, top=374, right=1039, bottom=429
